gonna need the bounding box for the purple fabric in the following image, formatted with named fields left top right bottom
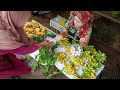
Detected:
left=0, top=45, right=39, bottom=55
left=0, top=53, right=31, bottom=79
left=0, top=45, right=38, bottom=79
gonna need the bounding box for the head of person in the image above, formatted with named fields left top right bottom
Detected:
left=70, top=11, right=94, bottom=29
left=0, top=11, right=31, bottom=50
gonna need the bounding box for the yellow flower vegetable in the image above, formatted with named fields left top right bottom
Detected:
left=64, top=63, right=76, bottom=75
left=56, top=52, right=68, bottom=64
left=23, top=20, right=47, bottom=38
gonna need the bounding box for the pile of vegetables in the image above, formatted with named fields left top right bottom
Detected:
left=31, top=35, right=107, bottom=79
left=23, top=20, right=62, bottom=78
left=58, top=37, right=69, bottom=46
left=33, top=44, right=62, bottom=78
left=24, top=20, right=107, bottom=79
left=31, top=30, right=56, bottom=43
left=55, top=38, right=107, bottom=79
left=23, top=20, right=47, bottom=38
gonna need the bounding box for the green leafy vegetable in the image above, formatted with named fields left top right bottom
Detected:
left=33, top=44, right=60, bottom=78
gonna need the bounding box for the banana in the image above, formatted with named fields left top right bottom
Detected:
left=58, top=38, right=69, bottom=46
left=56, top=52, right=68, bottom=64
left=23, top=20, right=47, bottom=38
left=64, top=63, right=76, bottom=75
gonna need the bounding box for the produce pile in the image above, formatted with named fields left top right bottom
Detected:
left=55, top=38, right=107, bottom=79
left=23, top=20, right=56, bottom=43
left=24, top=20, right=107, bottom=79
left=23, top=20, right=61, bottom=78
left=33, top=44, right=63, bottom=78
left=23, top=20, right=47, bottom=38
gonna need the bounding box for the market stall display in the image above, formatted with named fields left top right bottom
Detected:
left=55, top=44, right=106, bottom=79
left=50, top=15, right=93, bottom=42
left=50, top=15, right=66, bottom=32
left=23, top=20, right=56, bottom=43
left=24, top=20, right=107, bottom=79
left=23, top=20, right=47, bottom=38
left=23, top=20, right=62, bottom=78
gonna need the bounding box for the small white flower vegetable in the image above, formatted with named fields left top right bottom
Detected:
left=76, top=51, right=79, bottom=54
left=78, top=47, right=80, bottom=49
left=71, top=47, right=74, bottom=49
left=78, top=52, right=81, bottom=55
left=71, top=47, right=75, bottom=50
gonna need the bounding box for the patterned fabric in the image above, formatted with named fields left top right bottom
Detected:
left=65, top=11, right=94, bottom=41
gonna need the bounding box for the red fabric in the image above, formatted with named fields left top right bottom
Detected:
left=0, top=53, right=31, bottom=79
left=0, top=45, right=39, bottom=55
left=69, top=11, right=93, bottom=38
left=0, top=45, right=38, bottom=79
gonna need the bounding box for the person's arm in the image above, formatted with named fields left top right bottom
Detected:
left=18, top=27, right=39, bottom=45
left=35, top=40, right=53, bottom=48
left=79, top=36, right=90, bottom=47
left=60, top=28, right=68, bottom=37
left=11, top=40, right=53, bottom=55
left=79, top=27, right=92, bottom=47
left=17, top=27, right=29, bottom=44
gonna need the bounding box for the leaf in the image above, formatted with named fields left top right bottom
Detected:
left=47, top=74, right=53, bottom=78
left=39, top=64, right=45, bottom=69
left=47, top=70, right=63, bottom=78
left=26, top=55, right=32, bottom=60
left=45, top=66, right=49, bottom=74
left=33, top=43, right=60, bottom=78
left=35, top=54, right=39, bottom=59
left=38, top=58, right=43, bottom=65
left=51, top=54, right=57, bottom=67
left=71, top=40, right=78, bottom=44
left=84, top=45, right=94, bottom=52
left=33, top=63, right=38, bottom=71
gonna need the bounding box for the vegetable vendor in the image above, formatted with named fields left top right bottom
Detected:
left=61, top=11, right=94, bottom=47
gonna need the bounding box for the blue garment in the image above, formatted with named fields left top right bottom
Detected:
left=32, top=11, right=50, bottom=15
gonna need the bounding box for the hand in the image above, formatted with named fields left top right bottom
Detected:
left=39, top=40, right=53, bottom=47
left=79, top=36, right=90, bottom=47
left=60, top=28, right=68, bottom=37
left=69, top=21, right=74, bottom=27
left=29, top=38, right=38, bottom=44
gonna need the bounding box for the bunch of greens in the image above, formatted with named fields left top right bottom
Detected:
left=32, top=35, right=45, bottom=43
left=83, top=45, right=107, bottom=64
left=110, top=11, right=120, bottom=15
left=33, top=44, right=62, bottom=78
left=31, top=29, right=62, bottom=78
left=63, top=45, right=107, bottom=79
left=110, top=11, right=120, bottom=17
left=31, top=30, right=56, bottom=43
left=79, top=45, right=107, bottom=79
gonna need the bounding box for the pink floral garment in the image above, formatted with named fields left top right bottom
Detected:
left=68, top=11, right=94, bottom=38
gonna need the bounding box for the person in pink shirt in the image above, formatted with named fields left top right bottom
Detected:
left=0, top=11, right=52, bottom=79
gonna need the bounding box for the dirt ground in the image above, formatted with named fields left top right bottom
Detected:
left=20, top=11, right=120, bottom=79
